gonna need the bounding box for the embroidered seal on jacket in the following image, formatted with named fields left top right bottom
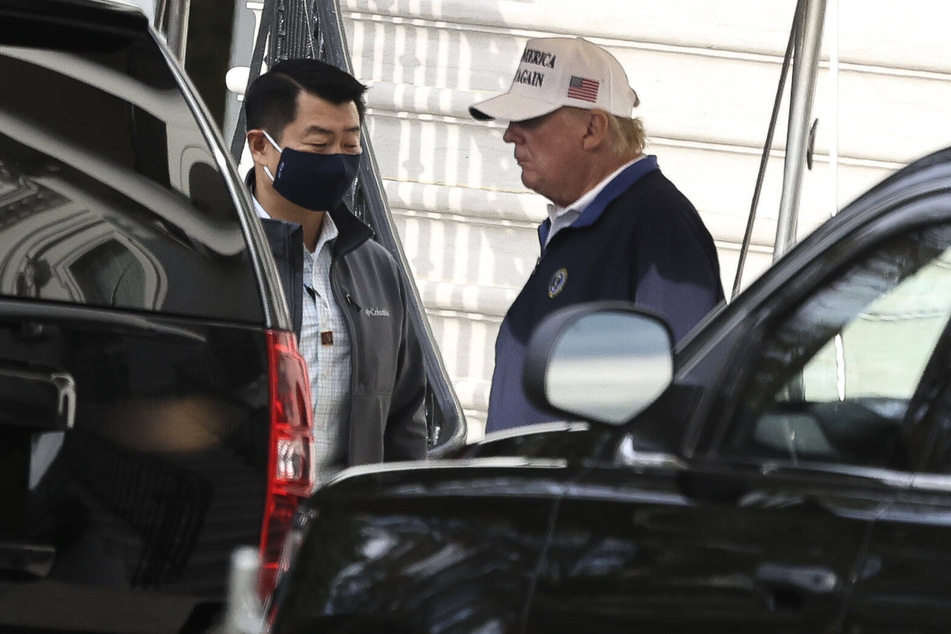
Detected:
left=548, top=268, right=568, bottom=298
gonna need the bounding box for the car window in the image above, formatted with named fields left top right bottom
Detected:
left=718, top=223, right=951, bottom=471
left=0, top=32, right=263, bottom=322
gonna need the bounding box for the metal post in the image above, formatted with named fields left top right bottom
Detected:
left=731, top=0, right=804, bottom=299
left=165, top=0, right=192, bottom=63
left=773, top=0, right=827, bottom=261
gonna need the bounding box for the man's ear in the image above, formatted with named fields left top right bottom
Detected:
left=581, top=110, right=610, bottom=151
left=247, top=129, right=270, bottom=165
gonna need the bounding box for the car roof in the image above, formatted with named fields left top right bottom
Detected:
left=1, top=0, right=143, bottom=10
left=0, top=0, right=148, bottom=30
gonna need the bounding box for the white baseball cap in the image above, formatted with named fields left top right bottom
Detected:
left=470, top=37, right=639, bottom=122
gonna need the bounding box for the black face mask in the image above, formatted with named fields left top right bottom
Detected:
left=263, top=132, right=361, bottom=211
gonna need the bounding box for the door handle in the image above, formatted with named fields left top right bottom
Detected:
left=755, top=563, right=840, bottom=612
left=756, top=562, right=840, bottom=595
left=0, top=367, right=76, bottom=431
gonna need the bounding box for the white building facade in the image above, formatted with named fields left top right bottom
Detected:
left=232, top=0, right=951, bottom=437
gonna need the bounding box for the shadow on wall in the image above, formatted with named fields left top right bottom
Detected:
left=346, top=0, right=553, bottom=283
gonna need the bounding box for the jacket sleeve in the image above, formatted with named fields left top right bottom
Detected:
left=383, top=272, right=429, bottom=461
left=630, top=197, right=725, bottom=343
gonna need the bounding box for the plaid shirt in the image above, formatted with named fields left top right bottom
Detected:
left=254, top=199, right=352, bottom=487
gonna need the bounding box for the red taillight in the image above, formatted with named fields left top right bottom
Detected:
left=259, top=330, right=314, bottom=600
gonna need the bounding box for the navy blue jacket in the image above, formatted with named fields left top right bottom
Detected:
left=486, top=156, right=725, bottom=433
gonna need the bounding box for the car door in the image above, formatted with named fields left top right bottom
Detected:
left=528, top=454, right=887, bottom=633
left=528, top=211, right=951, bottom=632
left=0, top=5, right=289, bottom=632
left=845, top=475, right=951, bottom=632
left=843, top=321, right=951, bottom=632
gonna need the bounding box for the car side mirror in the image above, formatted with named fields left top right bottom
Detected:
left=523, top=302, right=674, bottom=425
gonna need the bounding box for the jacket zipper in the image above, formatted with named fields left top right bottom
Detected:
left=330, top=262, right=360, bottom=461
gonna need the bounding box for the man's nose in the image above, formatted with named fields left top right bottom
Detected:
left=502, top=122, right=521, bottom=144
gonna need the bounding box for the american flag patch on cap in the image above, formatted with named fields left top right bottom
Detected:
left=567, top=76, right=599, bottom=102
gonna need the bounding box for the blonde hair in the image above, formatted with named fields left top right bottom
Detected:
left=564, top=106, right=646, bottom=158
left=606, top=114, right=645, bottom=158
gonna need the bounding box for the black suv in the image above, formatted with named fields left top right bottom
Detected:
left=0, top=1, right=459, bottom=632
left=270, top=146, right=951, bottom=634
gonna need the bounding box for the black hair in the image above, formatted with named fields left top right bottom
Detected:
left=244, top=58, right=368, bottom=139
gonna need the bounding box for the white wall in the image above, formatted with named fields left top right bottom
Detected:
left=333, top=0, right=951, bottom=437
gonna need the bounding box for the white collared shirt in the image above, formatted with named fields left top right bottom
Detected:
left=545, top=155, right=646, bottom=248
left=254, top=198, right=352, bottom=487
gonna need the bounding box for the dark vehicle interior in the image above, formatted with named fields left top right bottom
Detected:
left=723, top=224, right=951, bottom=471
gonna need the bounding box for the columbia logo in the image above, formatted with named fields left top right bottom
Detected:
left=365, top=308, right=390, bottom=317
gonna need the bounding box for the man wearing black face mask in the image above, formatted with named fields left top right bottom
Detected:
left=244, top=58, right=428, bottom=485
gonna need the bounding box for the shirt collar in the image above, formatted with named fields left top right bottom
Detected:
left=546, top=154, right=647, bottom=224
left=251, top=196, right=340, bottom=257
left=253, top=196, right=338, bottom=255
left=314, top=210, right=339, bottom=256
left=252, top=196, right=269, bottom=220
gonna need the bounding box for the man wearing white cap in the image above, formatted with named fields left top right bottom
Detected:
left=471, top=36, right=725, bottom=433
